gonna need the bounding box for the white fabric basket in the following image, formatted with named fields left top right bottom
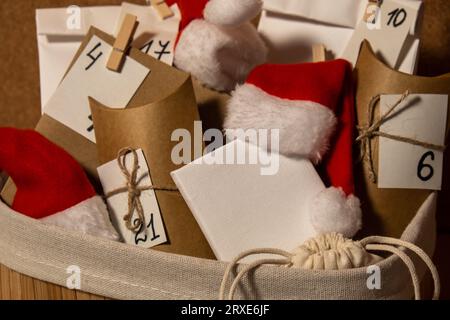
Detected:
left=0, top=192, right=437, bottom=300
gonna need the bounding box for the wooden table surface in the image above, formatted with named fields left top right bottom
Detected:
left=0, top=0, right=449, bottom=299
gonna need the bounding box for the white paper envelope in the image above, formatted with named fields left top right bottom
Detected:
left=36, top=6, right=121, bottom=111
left=258, top=0, right=422, bottom=74
left=171, top=140, right=325, bottom=262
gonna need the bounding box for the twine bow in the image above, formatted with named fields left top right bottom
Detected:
left=105, top=147, right=178, bottom=233
left=356, top=91, right=446, bottom=183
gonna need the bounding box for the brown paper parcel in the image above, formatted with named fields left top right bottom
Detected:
left=89, top=86, right=215, bottom=259
left=354, top=41, right=450, bottom=238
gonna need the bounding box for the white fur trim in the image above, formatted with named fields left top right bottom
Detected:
left=204, top=0, right=263, bottom=27
left=309, top=187, right=362, bottom=238
left=224, top=84, right=337, bottom=162
left=174, top=19, right=267, bottom=92
left=40, top=196, right=120, bottom=241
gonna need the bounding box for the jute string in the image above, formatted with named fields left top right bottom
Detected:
left=356, top=90, right=446, bottom=183
left=219, top=236, right=440, bottom=300
left=105, top=147, right=178, bottom=233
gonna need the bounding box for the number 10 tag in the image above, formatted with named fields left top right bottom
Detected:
left=342, top=0, right=419, bottom=70
left=378, top=94, right=448, bottom=190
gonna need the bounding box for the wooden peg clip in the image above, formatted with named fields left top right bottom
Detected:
left=364, top=0, right=382, bottom=23
left=312, top=44, right=326, bottom=63
left=150, top=0, right=174, bottom=20
left=107, top=14, right=137, bottom=72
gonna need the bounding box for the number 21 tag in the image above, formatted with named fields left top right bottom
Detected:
left=378, top=94, right=448, bottom=190
left=97, top=149, right=168, bottom=248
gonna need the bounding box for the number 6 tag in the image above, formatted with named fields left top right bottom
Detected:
left=417, top=151, right=435, bottom=182
left=378, top=94, right=448, bottom=191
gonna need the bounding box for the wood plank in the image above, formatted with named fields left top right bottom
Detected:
left=48, top=283, right=63, bottom=300
left=75, top=290, right=92, bottom=300
left=0, top=264, right=11, bottom=299
left=8, top=269, right=22, bottom=299
left=19, top=274, right=35, bottom=300
left=33, top=279, right=51, bottom=300
left=61, top=287, right=77, bottom=300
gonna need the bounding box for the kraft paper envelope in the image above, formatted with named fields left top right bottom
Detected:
left=36, top=6, right=122, bottom=110
left=1, top=28, right=197, bottom=208
left=354, top=41, right=450, bottom=237
left=89, top=86, right=215, bottom=259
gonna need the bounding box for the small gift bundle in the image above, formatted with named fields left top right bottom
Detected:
left=90, top=81, right=214, bottom=258
left=354, top=41, right=450, bottom=238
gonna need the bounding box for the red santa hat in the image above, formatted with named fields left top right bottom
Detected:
left=0, top=128, right=119, bottom=240
left=166, top=0, right=267, bottom=92
left=167, top=0, right=262, bottom=32
left=224, top=59, right=362, bottom=238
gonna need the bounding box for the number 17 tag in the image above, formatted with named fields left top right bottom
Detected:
left=378, top=94, right=448, bottom=190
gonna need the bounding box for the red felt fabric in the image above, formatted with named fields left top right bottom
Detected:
left=0, top=128, right=96, bottom=219
left=247, top=59, right=356, bottom=195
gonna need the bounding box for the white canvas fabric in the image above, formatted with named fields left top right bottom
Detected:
left=0, top=193, right=437, bottom=300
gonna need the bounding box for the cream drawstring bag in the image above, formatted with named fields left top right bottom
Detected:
left=0, top=192, right=440, bottom=300
left=220, top=233, right=440, bottom=300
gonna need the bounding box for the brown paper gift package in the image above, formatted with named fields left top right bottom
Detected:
left=1, top=26, right=215, bottom=259
left=89, top=85, right=216, bottom=258
left=355, top=41, right=450, bottom=238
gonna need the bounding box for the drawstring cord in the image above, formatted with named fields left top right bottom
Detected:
left=219, top=248, right=293, bottom=300
left=219, top=236, right=440, bottom=300
left=360, top=236, right=440, bottom=300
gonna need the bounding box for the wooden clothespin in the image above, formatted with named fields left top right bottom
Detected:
left=107, top=14, right=137, bottom=72
left=149, top=0, right=174, bottom=20
left=312, top=44, right=326, bottom=63
left=364, top=0, right=382, bottom=24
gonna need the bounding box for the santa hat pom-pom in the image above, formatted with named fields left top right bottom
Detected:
left=204, top=0, right=263, bottom=27
left=309, top=187, right=362, bottom=238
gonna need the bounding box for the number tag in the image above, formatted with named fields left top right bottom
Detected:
left=342, top=0, right=418, bottom=69
left=378, top=94, right=448, bottom=190
left=43, top=36, right=150, bottom=143
left=97, top=149, right=167, bottom=248
left=417, top=151, right=435, bottom=182
left=114, top=2, right=180, bottom=65
left=387, top=8, right=408, bottom=28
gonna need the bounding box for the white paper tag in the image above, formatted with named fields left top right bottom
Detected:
left=115, top=3, right=181, bottom=65
left=378, top=94, right=448, bottom=190
left=43, top=35, right=150, bottom=143
left=97, top=149, right=167, bottom=248
left=342, top=0, right=419, bottom=68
